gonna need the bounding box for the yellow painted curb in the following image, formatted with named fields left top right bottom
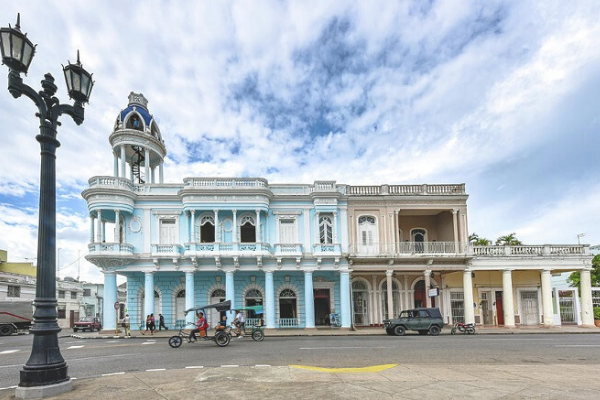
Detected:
left=289, top=364, right=398, bottom=373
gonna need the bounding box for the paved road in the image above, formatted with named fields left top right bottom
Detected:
left=2, top=332, right=600, bottom=391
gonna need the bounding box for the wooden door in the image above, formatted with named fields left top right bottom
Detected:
left=495, top=291, right=504, bottom=325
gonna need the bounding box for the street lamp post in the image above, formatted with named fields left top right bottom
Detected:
left=0, top=14, right=94, bottom=397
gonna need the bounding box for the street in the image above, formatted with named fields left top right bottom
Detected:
left=2, top=332, right=600, bottom=393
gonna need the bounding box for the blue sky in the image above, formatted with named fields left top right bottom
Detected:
left=1, top=1, right=599, bottom=283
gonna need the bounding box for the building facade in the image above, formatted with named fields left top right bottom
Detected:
left=83, top=93, right=596, bottom=331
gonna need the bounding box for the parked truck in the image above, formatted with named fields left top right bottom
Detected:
left=0, top=301, right=33, bottom=336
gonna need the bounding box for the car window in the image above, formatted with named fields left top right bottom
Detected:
left=418, top=311, right=429, bottom=318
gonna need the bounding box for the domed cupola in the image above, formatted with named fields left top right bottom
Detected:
left=109, top=92, right=167, bottom=184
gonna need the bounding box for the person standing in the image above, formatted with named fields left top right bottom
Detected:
left=158, top=314, right=168, bottom=330
left=142, top=314, right=151, bottom=335
left=149, top=313, right=156, bottom=335
left=123, top=314, right=131, bottom=338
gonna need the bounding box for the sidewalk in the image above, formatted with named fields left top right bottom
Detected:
left=74, top=324, right=600, bottom=340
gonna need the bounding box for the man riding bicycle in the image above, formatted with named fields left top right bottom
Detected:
left=233, top=309, right=245, bottom=338
left=189, top=311, right=208, bottom=342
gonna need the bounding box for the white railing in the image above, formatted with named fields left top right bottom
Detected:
left=313, top=243, right=341, bottom=253
left=274, top=243, right=303, bottom=254
left=151, top=244, right=183, bottom=255
left=185, top=242, right=271, bottom=253
left=348, top=183, right=465, bottom=196
left=87, top=176, right=135, bottom=191
left=472, top=245, right=587, bottom=256
left=88, top=242, right=134, bottom=254
left=183, top=177, right=268, bottom=188
left=278, top=318, right=299, bottom=327
left=350, top=242, right=468, bottom=256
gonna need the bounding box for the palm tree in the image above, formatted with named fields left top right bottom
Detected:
left=469, top=233, right=491, bottom=246
left=495, top=233, right=522, bottom=246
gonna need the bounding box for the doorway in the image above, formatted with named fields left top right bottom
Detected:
left=314, top=289, right=330, bottom=326
left=520, top=290, right=540, bottom=326
left=495, top=291, right=504, bottom=325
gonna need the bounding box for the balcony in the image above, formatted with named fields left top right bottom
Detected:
left=151, top=244, right=183, bottom=257
left=274, top=243, right=303, bottom=257
left=87, top=176, right=136, bottom=191
left=350, top=242, right=468, bottom=257
left=472, top=245, right=588, bottom=257
left=184, top=242, right=271, bottom=257
left=88, top=242, right=134, bottom=255
left=313, top=243, right=342, bottom=254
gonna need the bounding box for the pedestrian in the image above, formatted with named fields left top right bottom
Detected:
left=142, top=314, right=151, bottom=335
left=158, top=313, right=168, bottom=330
left=149, top=313, right=156, bottom=335
left=123, top=314, right=131, bottom=338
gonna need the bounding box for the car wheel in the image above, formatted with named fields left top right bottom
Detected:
left=0, top=325, right=15, bottom=336
left=393, top=326, right=406, bottom=336
left=418, top=330, right=428, bottom=335
left=385, top=328, right=395, bottom=336
left=429, top=326, right=441, bottom=336
left=168, top=336, right=182, bottom=348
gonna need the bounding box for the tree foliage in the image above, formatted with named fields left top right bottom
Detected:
left=469, top=233, right=491, bottom=246
left=567, top=254, right=600, bottom=289
left=495, top=233, right=522, bottom=246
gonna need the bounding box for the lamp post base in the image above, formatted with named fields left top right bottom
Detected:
left=15, top=378, right=72, bottom=399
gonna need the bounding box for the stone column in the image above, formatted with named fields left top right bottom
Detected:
left=304, top=270, right=315, bottom=328
left=120, top=145, right=126, bottom=179
left=144, top=148, right=150, bottom=184
left=96, top=210, right=102, bottom=243
left=452, top=209, right=459, bottom=253
left=144, top=271, right=155, bottom=320
left=89, top=215, right=95, bottom=243
left=502, top=269, right=516, bottom=327
left=185, top=271, right=195, bottom=325
left=424, top=270, right=432, bottom=308
left=214, top=209, right=220, bottom=242
left=541, top=269, right=554, bottom=327
left=463, top=269, right=475, bottom=325
left=190, top=210, right=195, bottom=243
left=151, top=166, right=156, bottom=184
left=265, top=270, right=275, bottom=328
left=103, top=272, right=117, bottom=331
left=114, top=152, right=119, bottom=177
left=580, top=268, right=595, bottom=327
left=255, top=210, right=261, bottom=243
left=115, top=210, right=121, bottom=244
left=386, top=270, right=394, bottom=319
left=340, top=270, right=351, bottom=328
left=159, top=161, right=164, bottom=184
left=226, top=271, right=235, bottom=321
left=232, top=210, right=237, bottom=243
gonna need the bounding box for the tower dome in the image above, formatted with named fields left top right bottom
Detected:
left=109, top=92, right=167, bottom=184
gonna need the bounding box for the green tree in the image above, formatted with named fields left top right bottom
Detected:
left=567, top=254, right=600, bottom=289
left=495, top=233, right=522, bottom=246
left=469, top=233, right=491, bottom=246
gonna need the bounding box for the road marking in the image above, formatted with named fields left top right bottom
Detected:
left=102, top=372, right=125, bottom=376
left=255, top=364, right=271, bottom=367
left=185, top=366, right=204, bottom=369
left=0, top=386, right=18, bottom=390
left=555, top=345, right=600, bottom=347
left=0, top=350, right=20, bottom=354
left=142, top=341, right=156, bottom=345
left=221, top=365, right=239, bottom=368
left=300, top=346, right=392, bottom=350
left=290, top=364, right=398, bottom=373
left=67, top=345, right=85, bottom=349
left=146, top=369, right=166, bottom=372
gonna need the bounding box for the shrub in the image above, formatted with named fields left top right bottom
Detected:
left=594, top=307, right=600, bottom=321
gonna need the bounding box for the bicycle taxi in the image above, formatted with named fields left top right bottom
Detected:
left=228, top=305, right=265, bottom=341
left=168, top=300, right=232, bottom=348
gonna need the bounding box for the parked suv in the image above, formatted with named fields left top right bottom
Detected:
left=383, top=307, right=444, bottom=336
left=73, top=317, right=102, bottom=332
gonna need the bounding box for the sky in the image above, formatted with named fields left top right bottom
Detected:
left=0, top=1, right=599, bottom=283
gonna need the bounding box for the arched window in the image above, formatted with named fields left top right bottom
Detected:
left=357, top=216, right=377, bottom=254
left=211, top=289, right=226, bottom=298
left=319, top=215, right=333, bottom=244
left=199, top=215, right=215, bottom=243
left=126, top=114, right=143, bottom=131
left=175, top=290, right=186, bottom=324
left=245, top=288, right=263, bottom=320
left=279, top=289, right=297, bottom=320
left=413, top=280, right=435, bottom=308
left=240, top=215, right=256, bottom=243
left=352, top=281, right=370, bottom=326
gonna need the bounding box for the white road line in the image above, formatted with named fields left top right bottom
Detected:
left=146, top=369, right=166, bottom=372
left=0, top=350, right=20, bottom=354
left=300, top=346, right=392, bottom=350
left=67, top=345, right=85, bottom=349
left=185, top=366, right=204, bottom=369
left=221, top=365, right=239, bottom=368
left=141, top=341, right=156, bottom=345
left=255, top=364, right=271, bottom=367
left=0, top=386, right=18, bottom=390
left=102, top=372, right=125, bottom=376
left=555, top=345, right=600, bottom=347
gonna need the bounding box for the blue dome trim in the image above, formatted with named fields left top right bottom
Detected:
left=120, top=105, right=153, bottom=126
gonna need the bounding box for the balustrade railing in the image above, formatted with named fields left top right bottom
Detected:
left=278, top=318, right=299, bottom=328
left=183, top=177, right=268, bottom=188
left=348, top=183, right=465, bottom=196
left=472, top=245, right=586, bottom=256
left=87, top=176, right=135, bottom=191
left=313, top=243, right=341, bottom=253
left=88, top=242, right=134, bottom=254
left=152, top=244, right=183, bottom=255
left=350, top=241, right=467, bottom=256
left=274, top=243, right=303, bottom=254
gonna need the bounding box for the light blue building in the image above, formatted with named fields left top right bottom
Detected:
left=83, top=93, right=351, bottom=331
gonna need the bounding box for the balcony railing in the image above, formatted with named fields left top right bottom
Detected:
left=274, top=243, right=303, bottom=255
left=350, top=241, right=468, bottom=256
left=278, top=318, right=299, bottom=328
left=347, top=183, right=465, bottom=196
left=313, top=243, right=342, bottom=253
left=88, top=242, right=134, bottom=254
left=184, top=242, right=271, bottom=253
left=87, top=176, right=135, bottom=191
left=151, top=244, right=183, bottom=255
left=472, top=245, right=587, bottom=256
left=183, top=177, right=268, bottom=188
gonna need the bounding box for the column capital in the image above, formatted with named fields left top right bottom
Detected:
left=303, top=268, right=315, bottom=275
left=542, top=268, right=553, bottom=273
left=424, top=269, right=432, bottom=276
left=213, top=209, right=219, bottom=213
left=452, top=209, right=459, bottom=214
left=385, top=270, right=394, bottom=277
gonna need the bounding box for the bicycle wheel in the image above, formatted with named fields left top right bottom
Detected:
left=169, top=336, right=183, bottom=348
left=214, top=331, right=230, bottom=347
left=451, top=327, right=456, bottom=335
left=252, top=330, right=264, bottom=342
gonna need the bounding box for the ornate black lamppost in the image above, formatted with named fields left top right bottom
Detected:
left=0, top=14, right=94, bottom=397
